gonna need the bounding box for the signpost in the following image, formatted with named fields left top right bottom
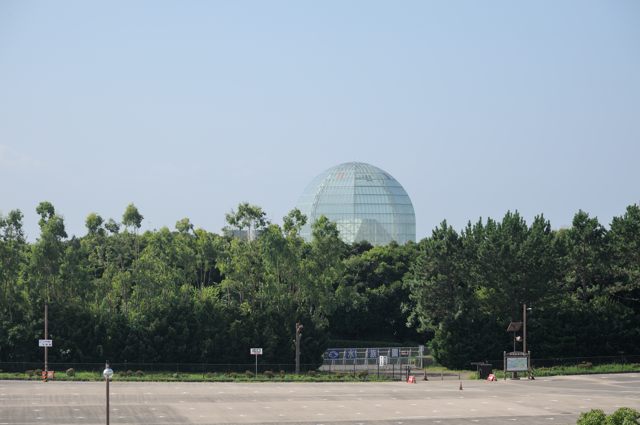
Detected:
left=503, top=351, right=530, bottom=379
left=250, top=348, right=262, bottom=377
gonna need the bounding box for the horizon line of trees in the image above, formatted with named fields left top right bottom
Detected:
left=1, top=201, right=638, bottom=369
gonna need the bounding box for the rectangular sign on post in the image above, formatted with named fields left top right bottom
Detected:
left=39, top=339, right=52, bottom=347
left=505, top=356, right=528, bottom=372
left=250, top=348, right=263, bottom=355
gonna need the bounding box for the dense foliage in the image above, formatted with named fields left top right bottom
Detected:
left=0, top=202, right=639, bottom=369
left=577, top=407, right=639, bottom=425
left=406, top=207, right=640, bottom=368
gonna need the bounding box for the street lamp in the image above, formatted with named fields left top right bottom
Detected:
left=103, top=362, right=113, bottom=425
left=295, top=322, right=303, bottom=374
left=523, top=304, right=532, bottom=354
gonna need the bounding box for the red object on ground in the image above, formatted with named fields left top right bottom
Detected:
left=487, top=374, right=497, bottom=381
left=407, top=375, right=416, bottom=384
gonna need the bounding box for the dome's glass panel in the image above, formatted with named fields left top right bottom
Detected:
left=296, top=162, right=416, bottom=245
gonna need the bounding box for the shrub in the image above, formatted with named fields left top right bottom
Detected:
left=606, top=407, right=640, bottom=425
left=172, top=373, right=179, bottom=379
left=66, top=368, right=75, bottom=377
left=25, top=370, right=33, bottom=376
left=307, top=370, right=318, bottom=377
left=263, top=370, right=274, bottom=379
left=279, top=370, right=286, bottom=378
left=245, top=370, right=254, bottom=378
left=135, top=370, right=144, bottom=377
left=577, top=408, right=640, bottom=425
left=577, top=362, right=593, bottom=369
left=357, top=370, right=369, bottom=380
left=577, top=409, right=607, bottom=425
left=34, top=369, right=42, bottom=377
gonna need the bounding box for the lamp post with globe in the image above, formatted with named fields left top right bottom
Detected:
left=103, top=362, right=113, bottom=425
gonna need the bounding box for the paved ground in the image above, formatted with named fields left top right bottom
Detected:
left=1, top=374, right=639, bottom=425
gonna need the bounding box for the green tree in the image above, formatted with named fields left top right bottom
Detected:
left=564, top=210, right=609, bottom=301
left=224, top=202, right=269, bottom=241
left=608, top=204, right=640, bottom=310
left=28, top=201, right=68, bottom=304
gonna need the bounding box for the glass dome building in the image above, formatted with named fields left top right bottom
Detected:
left=296, top=162, right=416, bottom=245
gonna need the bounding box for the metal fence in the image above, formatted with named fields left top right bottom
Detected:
left=478, top=354, right=640, bottom=374
left=321, top=346, right=426, bottom=369
left=0, top=361, right=318, bottom=375
left=2, top=354, right=637, bottom=378
left=319, top=346, right=427, bottom=380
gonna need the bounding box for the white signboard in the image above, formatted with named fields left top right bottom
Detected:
left=379, top=355, right=389, bottom=366
left=250, top=348, right=263, bottom=355
left=39, top=339, right=53, bottom=347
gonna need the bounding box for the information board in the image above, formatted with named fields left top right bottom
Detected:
left=505, top=356, right=528, bottom=372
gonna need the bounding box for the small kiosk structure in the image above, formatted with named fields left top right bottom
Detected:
left=504, top=320, right=532, bottom=379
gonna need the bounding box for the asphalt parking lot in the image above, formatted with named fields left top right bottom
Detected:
left=1, top=373, right=639, bottom=425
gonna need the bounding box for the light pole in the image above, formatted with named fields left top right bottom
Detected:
left=295, top=322, right=303, bottom=374
left=523, top=304, right=532, bottom=354
left=103, top=362, right=113, bottom=425
left=44, top=303, right=48, bottom=381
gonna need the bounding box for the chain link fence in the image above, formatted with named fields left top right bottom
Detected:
left=2, top=354, right=637, bottom=379
left=0, top=361, right=318, bottom=375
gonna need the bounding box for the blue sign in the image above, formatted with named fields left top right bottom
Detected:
left=328, top=350, right=340, bottom=360
left=345, top=349, right=357, bottom=359
left=367, top=348, right=378, bottom=359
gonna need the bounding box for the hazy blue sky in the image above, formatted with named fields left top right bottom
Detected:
left=1, top=1, right=639, bottom=241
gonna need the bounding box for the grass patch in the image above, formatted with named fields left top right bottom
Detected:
left=488, top=362, right=640, bottom=379
left=532, top=362, right=640, bottom=377
left=0, top=369, right=392, bottom=383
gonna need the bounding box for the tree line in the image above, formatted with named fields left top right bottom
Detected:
left=0, top=202, right=638, bottom=369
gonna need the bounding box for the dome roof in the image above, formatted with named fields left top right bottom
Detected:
left=296, top=162, right=416, bottom=245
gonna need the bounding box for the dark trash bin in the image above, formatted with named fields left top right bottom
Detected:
left=478, top=363, right=492, bottom=379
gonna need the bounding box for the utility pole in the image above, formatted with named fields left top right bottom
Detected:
left=44, top=303, right=48, bottom=379
left=295, top=322, right=303, bottom=374
left=523, top=303, right=527, bottom=354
